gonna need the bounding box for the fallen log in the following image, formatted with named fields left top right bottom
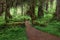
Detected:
left=7, top=22, right=25, bottom=25
left=7, top=22, right=25, bottom=26
left=2, top=22, right=25, bottom=26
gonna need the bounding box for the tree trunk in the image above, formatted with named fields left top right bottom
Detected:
left=38, top=0, right=44, bottom=18
left=0, top=3, right=3, bottom=16
left=5, top=0, right=12, bottom=23
left=26, top=0, right=36, bottom=21
left=50, top=0, right=54, bottom=5
left=54, top=0, right=60, bottom=20
left=46, top=0, right=49, bottom=11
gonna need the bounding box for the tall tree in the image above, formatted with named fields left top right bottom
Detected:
left=0, top=3, right=3, bottom=16
left=38, top=0, right=44, bottom=18
left=45, top=0, right=49, bottom=11
left=26, top=0, right=36, bottom=21
left=54, top=0, right=60, bottom=20
left=5, top=0, right=12, bottom=23
left=50, top=0, right=54, bottom=5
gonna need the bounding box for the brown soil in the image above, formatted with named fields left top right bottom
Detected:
left=25, top=21, right=60, bottom=40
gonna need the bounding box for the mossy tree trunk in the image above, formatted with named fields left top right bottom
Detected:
left=5, top=0, right=12, bottom=23
left=26, top=0, right=36, bottom=22
left=0, top=3, right=3, bottom=16
left=38, top=0, right=44, bottom=18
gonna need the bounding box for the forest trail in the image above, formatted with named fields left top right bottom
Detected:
left=25, top=21, right=60, bottom=40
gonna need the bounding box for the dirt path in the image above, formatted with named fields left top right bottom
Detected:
left=25, top=21, right=60, bottom=40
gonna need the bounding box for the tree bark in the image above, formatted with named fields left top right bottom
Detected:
left=38, top=0, right=44, bottom=18
left=0, top=3, right=3, bottom=16
left=26, top=0, right=36, bottom=21
left=50, top=0, right=54, bottom=5
left=54, top=0, right=60, bottom=20
left=5, top=0, right=12, bottom=23
left=46, top=0, right=49, bottom=11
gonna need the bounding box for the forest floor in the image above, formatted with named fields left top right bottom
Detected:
left=0, top=21, right=60, bottom=40
left=26, top=24, right=60, bottom=40
left=34, top=21, right=60, bottom=37
left=0, top=26, right=28, bottom=40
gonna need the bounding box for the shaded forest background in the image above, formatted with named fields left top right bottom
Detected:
left=0, top=0, right=60, bottom=40
left=0, top=0, right=57, bottom=24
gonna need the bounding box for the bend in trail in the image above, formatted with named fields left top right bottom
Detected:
left=25, top=21, right=60, bottom=40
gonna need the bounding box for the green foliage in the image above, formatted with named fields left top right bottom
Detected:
left=34, top=0, right=60, bottom=37
left=35, top=6, right=38, bottom=17
left=0, top=26, right=27, bottom=40
left=0, top=0, right=60, bottom=38
left=9, top=3, right=30, bottom=22
left=9, top=15, right=31, bottom=22
left=34, top=20, right=60, bottom=37
left=0, top=12, right=5, bottom=25
left=34, top=0, right=56, bottom=24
